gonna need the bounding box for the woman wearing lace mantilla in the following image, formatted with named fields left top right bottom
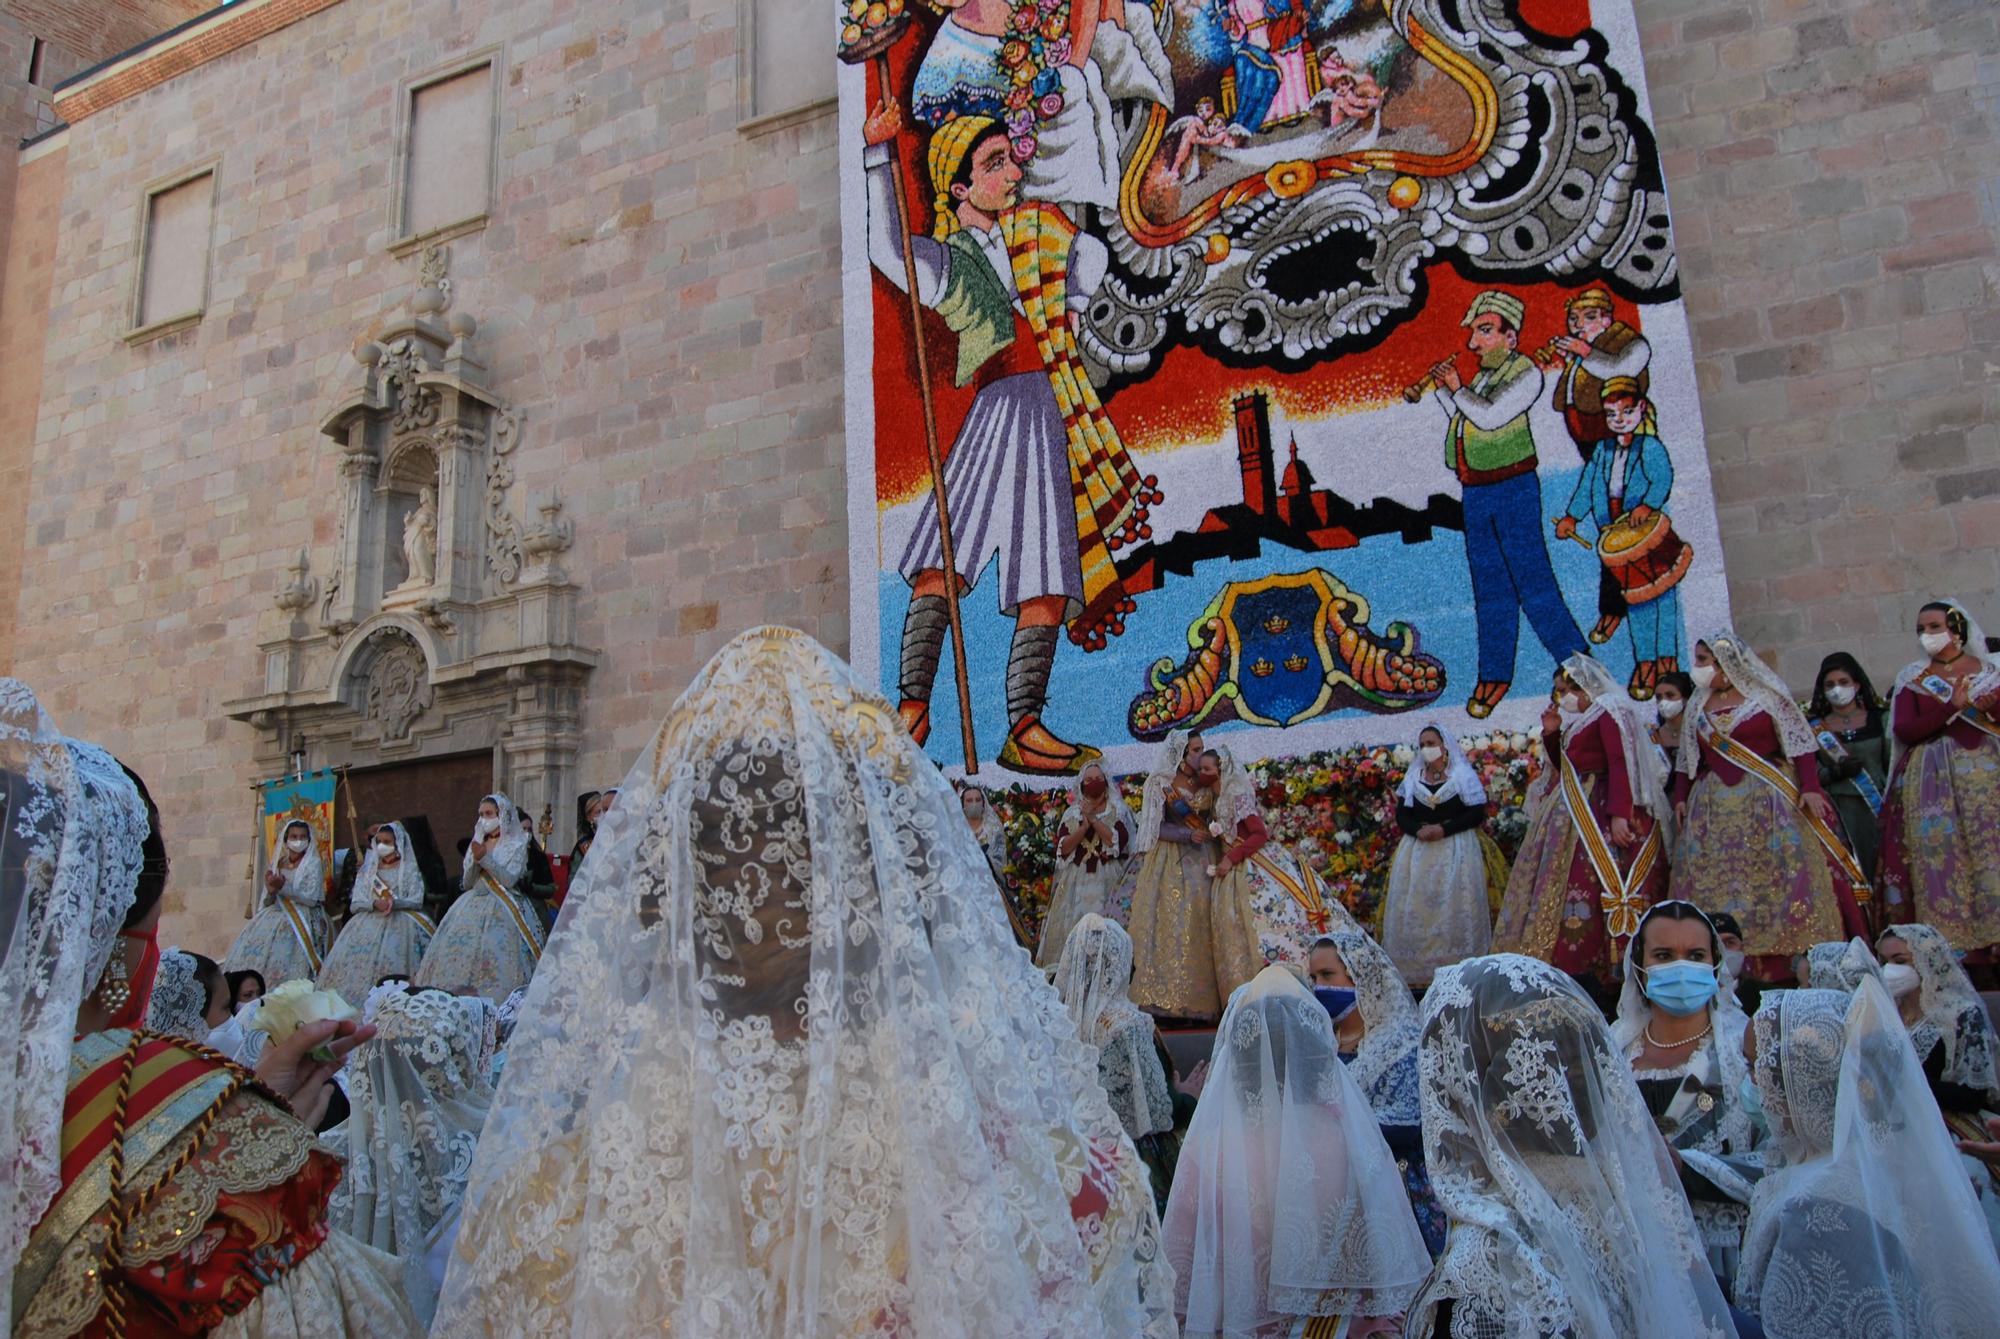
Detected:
left=1670, top=635, right=1870, bottom=980
left=1208, top=745, right=1354, bottom=974
left=228, top=819, right=330, bottom=986
left=1036, top=764, right=1133, bottom=968
left=433, top=628, right=1175, bottom=1338
left=1493, top=654, right=1671, bottom=998
left=1409, top=953, right=1740, bottom=1339
left=323, top=986, right=496, bottom=1325
left=1614, top=902, right=1763, bottom=1298
left=1874, top=923, right=2000, bottom=1114
left=1123, top=730, right=1263, bottom=1020
left=1051, top=915, right=1178, bottom=1207
left=0, top=681, right=422, bottom=1338
left=1161, top=965, right=1428, bottom=1339
left=1380, top=724, right=1492, bottom=987
left=1306, top=930, right=1446, bottom=1258
left=1878, top=599, right=2000, bottom=954
left=417, top=794, right=547, bottom=1000
left=316, top=821, right=435, bottom=1006
left=1737, top=979, right=2000, bottom=1339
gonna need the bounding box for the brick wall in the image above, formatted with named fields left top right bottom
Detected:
left=1, top=1, right=213, bottom=67
left=1636, top=0, right=2000, bottom=684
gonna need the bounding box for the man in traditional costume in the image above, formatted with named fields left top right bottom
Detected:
left=1543, top=285, right=1653, bottom=645
left=1429, top=291, right=1588, bottom=718
left=865, top=99, right=1158, bottom=774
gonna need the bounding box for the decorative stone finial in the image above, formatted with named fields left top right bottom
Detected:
left=414, top=243, right=452, bottom=315
left=275, top=549, right=318, bottom=615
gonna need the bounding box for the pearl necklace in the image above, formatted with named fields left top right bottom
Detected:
left=1644, top=1019, right=1713, bottom=1050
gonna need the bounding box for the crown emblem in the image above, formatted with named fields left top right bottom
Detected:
left=1250, top=658, right=1276, bottom=678
left=1262, top=614, right=1291, bottom=635
left=1284, top=654, right=1310, bottom=672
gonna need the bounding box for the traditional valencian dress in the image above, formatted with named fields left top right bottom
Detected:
left=1123, top=733, right=1264, bottom=1020
left=1878, top=604, right=2000, bottom=953
left=1036, top=771, right=1134, bottom=970
left=1379, top=729, right=1493, bottom=987
left=226, top=820, right=330, bottom=986
left=1494, top=655, right=1670, bottom=984
left=1210, top=745, right=1351, bottom=970
left=1669, top=636, right=1870, bottom=977
left=315, top=821, right=434, bottom=1006
left=417, top=793, right=546, bottom=1001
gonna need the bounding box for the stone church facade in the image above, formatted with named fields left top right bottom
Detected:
left=0, top=0, right=1993, bottom=953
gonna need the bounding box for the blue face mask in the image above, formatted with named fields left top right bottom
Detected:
left=1314, top=986, right=1357, bottom=1024
left=1738, top=1075, right=1766, bottom=1125
left=1641, top=960, right=1719, bottom=1017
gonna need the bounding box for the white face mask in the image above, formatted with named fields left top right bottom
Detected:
left=1920, top=630, right=1954, bottom=658
left=1657, top=698, right=1685, bottom=721
left=1420, top=744, right=1444, bottom=764
left=1825, top=684, right=1857, bottom=707
left=1882, top=962, right=1921, bottom=1000
left=375, top=840, right=398, bottom=858
left=478, top=816, right=501, bottom=836
left=1690, top=665, right=1716, bottom=690
left=1721, top=947, right=1746, bottom=980
left=1561, top=692, right=1585, bottom=715
left=285, top=837, right=310, bottom=854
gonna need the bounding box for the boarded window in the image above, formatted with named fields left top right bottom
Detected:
left=135, top=172, right=212, bottom=330
left=403, top=63, right=493, bottom=239
left=746, top=0, right=836, bottom=123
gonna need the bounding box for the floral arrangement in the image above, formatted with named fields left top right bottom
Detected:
left=984, top=732, right=1546, bottom=943
left=998, top=0, right=1072, bottom=162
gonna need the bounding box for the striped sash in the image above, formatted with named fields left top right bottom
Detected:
left=1710, top=729, right=1873, bottom=901
left=1557, top=754, right=1660, bottom=940
left=1953, top=705, right=2000, bottom=743
left=480, top=872, right=544, bottom=961
left=1247, top=847, right=1335, bottom=935
left=274, top=895, right=323, bottom=974
left=402, top=908, right=437, bottom=935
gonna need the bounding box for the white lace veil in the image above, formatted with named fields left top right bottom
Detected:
left=0, top=683, right=148, bottom=1328
left=463, top=792, right=528, bottom=888
left=432, top=628, right=1174, bottom=1338
left=1881, top=922, right=2000, bottom=1101
left=1133, top=728, right=1196, bottom=853
left=267, top=818, right=326, bottom=906
left=143, top=948, right=208, bottom=1041
left=1316, top=929, right=1422, bottom=1126
left=356, top=820, right=422, bottom=910
left=1802, top=938, right=1882, bottom=993
left=1739, top=979, right=2000, bottom=1338
left=328, top=987, right=496, bottom=1325
left=1211, top=743, right=1263, bottom=831
left=1414, top=954, right=1738, bottom=1339
left=1162, top=965, right=1428, bottom=1334
left=1396, top=723, right=1487, bottom=807
left=1051, top=914, right=1172, bottom=1141
left=1678, top=634, right=1817, bottom=776
left=1563, top=654, right=1672, bottom=817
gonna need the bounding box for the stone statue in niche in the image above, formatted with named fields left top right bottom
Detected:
left=399, top=486, right=438, bottom=589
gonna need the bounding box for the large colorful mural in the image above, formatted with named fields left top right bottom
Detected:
left=838, top=0, right=1730, bottom=781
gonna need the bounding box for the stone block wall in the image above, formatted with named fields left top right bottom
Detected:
left=1636, top=0, right=2000, bottom=683
left=0, top=0, right=1994, bottom=953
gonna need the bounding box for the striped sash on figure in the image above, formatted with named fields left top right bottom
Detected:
left=1246, top=847, right=1337, bottom=936
left=274, top=895, right=323, bottom=974
left=1708, top=727, right=1873, bottom=902
left=1557, top=753, right=1660, bottom=940
left=478, top=872, right=544, bottom=961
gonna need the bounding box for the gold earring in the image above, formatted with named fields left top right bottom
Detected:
left=96, top=940, right=131, bottom=1013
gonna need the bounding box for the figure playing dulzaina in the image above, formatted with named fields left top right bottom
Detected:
left=865, top=97, right=1159, bottom=775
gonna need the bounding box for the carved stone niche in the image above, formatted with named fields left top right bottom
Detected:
left=226, top=247, right=596, bottom=833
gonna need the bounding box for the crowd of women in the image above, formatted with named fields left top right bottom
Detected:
left=7, top=616, right=2000, bottom=1337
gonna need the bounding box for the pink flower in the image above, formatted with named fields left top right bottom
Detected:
left=1013, top=6, right=1037, bottom=30
left=1037, top=91, right=1064, bottom=118
left=1045, top=35, right=1072, bottom=65
left=1011, top=135, right=1038, bottom=162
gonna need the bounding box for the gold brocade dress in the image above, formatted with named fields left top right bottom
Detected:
left=1124, top=789, right=1263, bottom=1019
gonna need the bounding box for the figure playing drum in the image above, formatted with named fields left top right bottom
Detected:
left=1553, top=376, right=1688, bottom=701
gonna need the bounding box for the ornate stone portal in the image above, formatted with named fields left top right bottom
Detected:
left=226, top=247, right=596, bottom=838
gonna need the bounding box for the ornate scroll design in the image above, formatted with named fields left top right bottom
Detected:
left=380, top=337, right=440, bottom=435
left=363, top=628, right=435, bottom=742
left=485, top=409, right=525, bottom=588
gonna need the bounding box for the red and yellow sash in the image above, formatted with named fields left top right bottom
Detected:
left=1557, top=754, right=1660, bottom=940
left=274, top=895, right=322, bottom=974
left=1953, top=705, right=2000, bottom=743
left=18, top=1032, right=242, bottom=1319
left=480, top=871, right=544, bottom=962
left=1246, top=847, right=1337, bottom=936
left=1709, top=728, right=1873, bottom=901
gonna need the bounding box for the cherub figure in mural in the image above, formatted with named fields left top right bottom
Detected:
left=864, top=99, right=1157, bottom=775
left=1428, top=292, right=1588, bottom=719
left=1218, top=0, right=1313, bottom=138
left=1555, top=377, right=1687, bottom=700
left=911, top=0, right=1172, bottom=217
left=1537, top=285, right=1654, bottom=646
left=1308, top=48, right=1383, bottom=142
left=1167, top=96, right=1235, bottom=182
